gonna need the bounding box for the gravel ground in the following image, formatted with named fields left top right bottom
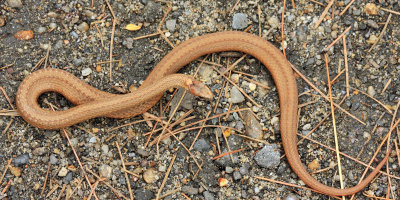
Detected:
left=0, top=0, right=399, bottom=199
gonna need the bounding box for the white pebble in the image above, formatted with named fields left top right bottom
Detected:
left=367, top=86, right=376, bottom=97
left=271, top=116, right=279, bottom=126
left=82, top=68, right=92, bottom=76
left=248, top=82, right=256, bottom=91
left=58, top=167, right=68, bottom=177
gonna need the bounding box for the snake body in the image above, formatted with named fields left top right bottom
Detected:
left=16, top=31, right=388, bottom=196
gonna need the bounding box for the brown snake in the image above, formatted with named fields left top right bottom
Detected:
left=16, top=31, right=389, bottom=196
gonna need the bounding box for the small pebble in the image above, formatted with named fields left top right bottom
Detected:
left=254, top=186, right=261, bottom=194
left=63, top=172, right=73, bottom=184
left=50, top=154, right=58, bottom=165
left=143, top=1, right=162, bottom=22
left=364, top=3, right=378, bottom=15
left=231, top=74, right=240, bottom=83
left=143, top=168, right=158, bottom=183
left=70, top=138, right=78, bottom=147
left=366, top=35, right=378, bottom=45
left=82, top=68, right=92, bottom=76
left=203, top=191, right=215, bottom=200
left=366, top=20, right=379, bottom=29
left=233, top=171, right=242, bottom=180
left=182, top=186, right=198, bottom=195
left=96, top=65, right=102, bottom=72
left=268, top=16, right=280, bottom=28
left=14, top=30, right=34, bottom=40
left=10, top=166, right=21, bottom=177
left=70, top=31, right=79, bottom=38
left=230, top=86, right=245, bottom=103
left=74, top=58, right=83, bottom=66
left=99, top=164, right=113, bottom=179
left=232, top=13, right=248, bottom=29
left=193, top=138, right=211, bottom=152
left=248, top=82, right=256, bottom=91
left=239, top=165, right=249, bottom=175
left=254, top=144, right=280, bottom=168
left=307, top=159, right=319, bottom=170
left=198, top=64, right=214, bottom=83
left=83, top=10, right=96, bottom=18
left=37, top=27, right=46, bottom=33
left=6, top=0, right=23, bottom=8
left=135, top=188, right=154, bottom=200
left=33, top=147, right=47, bottom=156
left=215, top=148, right=239, bottom=167
left=54, top=40, right=63, bottom=49
left=0, top=16, right=5, bottom=27
left=302, top=124, right=311, bottom=131
left=58, top=167, right=68, bottom=177
left=243, top=110, right=263, bottom=140
left=270, top=116, right=279, bottom=126
left=40, top=43, right=50, bottom=50
left=101, top=145, right=109, bottom=154
left=47, top=12, right=58, bottom=18
left=137, top=148, right=150, bottom=157
left=367, top=86, right=376, bottom=97
left=284, top=194, right=299, bottom=200
left=158, top=164, right=166, bottom=172
left=49, top=23, right=57, bottom=29
left=13, top=154, right=29, bottom=166
left=166, top=19, right=176, bottom=32
left=225, top=166, right=234, bottom=173
left=363, top=131, right=371, bottom=139
left=77, top=22, right=89, bottom=32
left=123, top=38, right=134, bottom=49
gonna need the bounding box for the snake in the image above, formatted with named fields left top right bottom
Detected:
left=16, top=31, right=389, bottom=196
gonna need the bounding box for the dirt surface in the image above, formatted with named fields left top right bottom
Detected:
left=0, top=0, right=399, bottom=199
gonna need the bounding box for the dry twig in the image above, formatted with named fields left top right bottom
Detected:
left=324, top=54, right=345, bottom=191
left=156, top=154, right=177, bottom=200
left=255, top=176, right=341, bottom=199
left=368, top=14, right=392, bottom=52
left=115, top=142, right=134, bottom=200
left=314, top=0, right=334, bottom=29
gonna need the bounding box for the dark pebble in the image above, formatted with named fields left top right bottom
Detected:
left=193, top=138, right=211, bottom=152
left=351, top=102, right=360, bottom=111
left=233, top=171, right=242, bottom=180
left=63, top=172, right=73, bottom=184
left=367, top=20, right=379, bottom=29
left=182, top=186, right=198, bottom=195
left=215, top=148, right=239, bottom=167
left=143, top=1, right=162, bottom=22
left=239, top=164, right=249, bottom=175
left=137, top=148, right=150, bottom=157
left=359, top=22, right=367, bottom=30
left=135, top=188, right=154, bottom=200
left=254, top=144, right=280, bottom=168
left=203, top=191, right=215, bottom=200
left=13, top=154, right=29, bottom=166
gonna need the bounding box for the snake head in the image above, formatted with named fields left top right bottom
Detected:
left=187, top=79, right=214, bottom=100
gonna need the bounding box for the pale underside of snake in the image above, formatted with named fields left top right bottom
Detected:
left=16, top=31, right=389, bottom=196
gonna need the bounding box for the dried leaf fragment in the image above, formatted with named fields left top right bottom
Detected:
left=218, top=177, right=228, bottom=187
left=366, top=35, right=378, bottom=45
left=0, top=16, right=5, bottom=27
left=125, top=23, right=142, bottom=31
left=14, top=30, right=34, bottom=40
left=364, top=3, right=379, bottom=15
left=223, top=129, right=232, bottom=137
left=307, top=159, right=320, bottom=170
